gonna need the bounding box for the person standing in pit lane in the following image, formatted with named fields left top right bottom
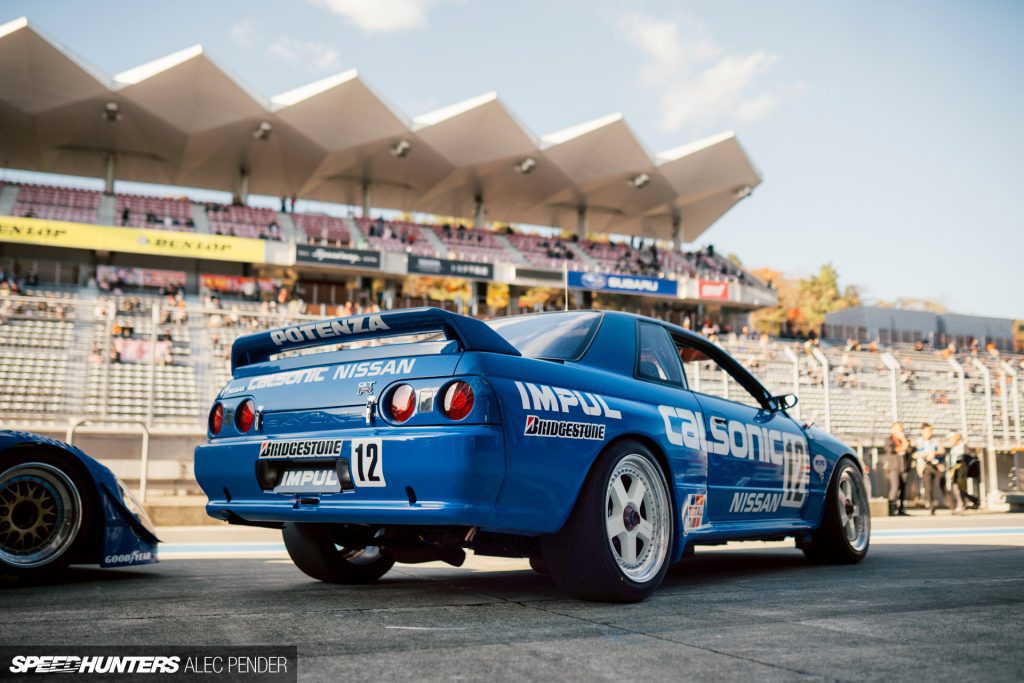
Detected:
left=915, top=423, right=947, bottom=515
left=886, top=422, right=912, bottom=516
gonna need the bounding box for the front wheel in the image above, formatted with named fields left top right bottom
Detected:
left=0, top=454, right=93, bottom=582
left=541, top=441, right=673, bottom=602
left=802, top=458, right=870, bottom=564
left=283, top=523, right=394, bottom=584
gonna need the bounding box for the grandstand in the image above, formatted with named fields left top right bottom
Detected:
left=1, top=287, right=1020, bottom=453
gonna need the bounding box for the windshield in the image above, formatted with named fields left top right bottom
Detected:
left=487, top=311, right=601, bottom=360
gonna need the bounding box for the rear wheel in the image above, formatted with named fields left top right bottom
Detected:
left=541, top=441, right=673, bottom=602
left=0, top=452, right=93, bottom=581
left=283, top=523, right=394, bottom=584
left=802, top=458, right=870, bottom=564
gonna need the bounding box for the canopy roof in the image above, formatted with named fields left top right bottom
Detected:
left=0, top=17, right=762, bottom=241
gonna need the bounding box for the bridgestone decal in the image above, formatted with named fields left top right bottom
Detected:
left=259, top=439, right=343, bottom=458
left=524, top=415, right=605, bottom=441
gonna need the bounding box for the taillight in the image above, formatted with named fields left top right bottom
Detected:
left=388, top=384, right=416, bottom=423
left=236, top=399, right=256, bottom=433
left=209, top=402, right=224, bottom=434
left=441, top=381, right=474, bottom=421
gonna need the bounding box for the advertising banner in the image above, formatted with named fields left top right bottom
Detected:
left=697, top=280, right=730, bottom=300
left=407, top=255, right=493, bottom=280
left=97, top=266, right=185, bottom=290
left=200, top=274, right=283, bottom=295
left=0, top=216, right=266, bottom=263
left=295, top=244, right=381, bottom=269
left=567, top=270, right=678, bottom=297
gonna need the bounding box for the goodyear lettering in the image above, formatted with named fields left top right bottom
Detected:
left=524, top=415, right=606, bottom=440
left=514, top=381, right=622, bottom=419
left=269, top=314, right=389, bottom=346
left=259, top=439, right=343, bottom=458
left=729, top=491, right=782, bottom=514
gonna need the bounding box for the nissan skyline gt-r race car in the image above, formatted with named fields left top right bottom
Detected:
left=0, top=431, right=158, bottom=582
left=195, top=307, right=870, bottom=602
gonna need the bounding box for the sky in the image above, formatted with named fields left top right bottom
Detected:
left=2, top=0, right=1022, bottom=318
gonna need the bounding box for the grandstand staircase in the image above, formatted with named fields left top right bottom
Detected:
left=493, top=234, right=528, bottom=264
left=64, top=296, right=104, bottom=418
left=190, top=203, right=211, bottom=233
left=567, top=242, right=598, bottom=268
left=417, top=225, right=449, bottom=257
left=0, top=184, right=18, bottom=215
left=96, top=194, right=116, bottom=226
left=343, top=216, right=367, bottom=248
left=275, top=212, right=296, bottom=242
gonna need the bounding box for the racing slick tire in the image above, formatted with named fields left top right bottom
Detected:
left=541, top=440, right=673, bottom=603
left=801, top=458, right=870, bottom=564
left=283, top=523, right=395, bottom=584
left=528, top=554, right=549, bottom=575
left=0, top=450, right=95, bottom=583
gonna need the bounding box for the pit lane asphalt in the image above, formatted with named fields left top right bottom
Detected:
left=3, top=514, right=1023, bottom=682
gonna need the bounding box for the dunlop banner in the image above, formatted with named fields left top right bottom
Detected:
left=0, top=216, right=267, bottom=263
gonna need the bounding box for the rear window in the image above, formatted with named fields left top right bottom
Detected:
left=487, top=312, right=601, bottom=360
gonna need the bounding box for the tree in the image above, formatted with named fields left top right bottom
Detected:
left=750, top=263, right=860, bottom=336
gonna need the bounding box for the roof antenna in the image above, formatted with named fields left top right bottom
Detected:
left=563, top=259, right=569, bottom=311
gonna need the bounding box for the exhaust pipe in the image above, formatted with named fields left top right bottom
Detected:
left=388, top=547, right=465, bottom=567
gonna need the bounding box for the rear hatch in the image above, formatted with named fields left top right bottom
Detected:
left=216, top=308, right=519, bottom=435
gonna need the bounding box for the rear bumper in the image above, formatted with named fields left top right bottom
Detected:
left=195, top=425, right=507, bottom=529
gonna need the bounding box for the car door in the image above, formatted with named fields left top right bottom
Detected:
left=633, top=322, right=710, bottom=534
left=671, top=334, right=810, bottom=525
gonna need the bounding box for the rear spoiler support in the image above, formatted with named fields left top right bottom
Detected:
left=230, top=307, right=520, bottom=373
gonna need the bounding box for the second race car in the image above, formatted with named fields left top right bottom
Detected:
left=195, top=308, right=870, bottom=602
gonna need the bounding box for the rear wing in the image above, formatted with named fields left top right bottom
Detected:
left=230, top=307, right=520, bottom=373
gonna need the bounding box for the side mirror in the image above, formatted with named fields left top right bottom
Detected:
left=769, top=394, right=798, bottom=412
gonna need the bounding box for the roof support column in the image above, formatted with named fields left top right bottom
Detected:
left=235, top=167, right=249, bottom=205
left=576, top=205, right=588, bottom=241
left=104, top=153, right=116, bottom=194
left=473, top=194, right=485, bottom=229
left=671, top=211, right=682, bottom=248
left=361, top=181, right=373, bottom=218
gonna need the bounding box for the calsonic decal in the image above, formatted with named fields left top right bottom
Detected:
left=659, top=405, right=810, bottom=509
left=259, top=439, right=343, bottom=458
left=729, top=491, right=781, bottom=514
left=682, top=493, right=707, bottom=534
left=228, top=358, right=416, bottom=394
left=513, top=381, right=621, bottom=419
left=524, top=415, right=606, bottom=440
left=269, top=314, right=388, bottom=346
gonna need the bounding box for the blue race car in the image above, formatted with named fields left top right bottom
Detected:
left=195, top=308, right=869, bottom=602
left=0, top=431, right=158, bottom=581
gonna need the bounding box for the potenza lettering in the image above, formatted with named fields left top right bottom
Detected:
left=513, top=381, right=621, bottom=419
left=270, top=315, right=388, bottom=345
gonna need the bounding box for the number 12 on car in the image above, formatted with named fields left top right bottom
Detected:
left=352, top=438, right=386, bottom=487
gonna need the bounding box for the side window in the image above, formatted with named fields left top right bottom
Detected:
left=636, top=323, right=685, bottom=386
left=672, top=335, right=764, bottom=409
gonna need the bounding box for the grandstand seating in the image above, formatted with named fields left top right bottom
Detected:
left=294, top=213, right=351, bottom=246
left=115, top=193, right=193, bottom=231
left=357, top=218, right=435, bottom=256
left=11, top=183, right=100, bottom=224
left=1, top=287, right=1020, bottom=452
left=207, top=204, right=279, bottom=239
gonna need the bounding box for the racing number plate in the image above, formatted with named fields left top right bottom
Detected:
left=351, top=438, right=386, bottom=487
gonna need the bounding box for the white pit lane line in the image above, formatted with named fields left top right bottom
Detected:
left=157, top=527, right=1024, bottom=560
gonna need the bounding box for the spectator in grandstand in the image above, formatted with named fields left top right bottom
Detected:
left=915, top=423, right=947, bottom=514
left=121, top=206, right=130, bottom=226
left=886, top=422, right=912, bottom=516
